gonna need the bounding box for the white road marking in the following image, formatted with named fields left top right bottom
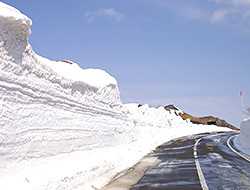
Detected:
left=227, top=134, right=250, bottom=162
left=194, top=138, right=209, bottom=190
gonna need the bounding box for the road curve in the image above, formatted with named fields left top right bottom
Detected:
left=131, top=131, right=250, bottom=190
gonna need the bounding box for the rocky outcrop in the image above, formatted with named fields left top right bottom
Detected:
left=164, top=105, right=239, bottom=131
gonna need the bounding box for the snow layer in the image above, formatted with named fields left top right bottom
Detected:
left=240, top=118, right=250, bottom=149
left=0, top=2, right=233, bottom=190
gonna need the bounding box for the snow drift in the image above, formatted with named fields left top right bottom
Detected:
left=0, top=2, right=233, bottom=190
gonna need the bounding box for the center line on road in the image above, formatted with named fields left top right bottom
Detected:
left=194, top=137, right=209, bottom=190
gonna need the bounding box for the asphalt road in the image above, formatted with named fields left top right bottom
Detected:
left=131, top=131, right=250, bottom=190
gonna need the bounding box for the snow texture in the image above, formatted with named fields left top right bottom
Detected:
left=240, top=118, right=250, bottom=149
left=0, top=2, right=234, bottom=190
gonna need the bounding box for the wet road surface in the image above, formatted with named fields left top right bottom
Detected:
left=131, top=131, right=250, bottom=190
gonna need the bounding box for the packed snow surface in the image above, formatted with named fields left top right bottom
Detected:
left=0, top=2, right=234, bottom=190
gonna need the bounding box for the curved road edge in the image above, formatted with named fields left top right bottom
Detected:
left=227, top=134, right=250, bottom=162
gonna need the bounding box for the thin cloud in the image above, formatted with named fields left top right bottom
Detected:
left=156, top=0, right=250, bottom=30
left=210, top=0, right=250, bottom=5
left=177, top=3, right=208, bottom=20
left=156, top=1, right=209, bottom=21
left=208, top=0, right=250, bottom=22
left=85, top=8, right=124, bottom=23
left=211, top=9, right=229, bottom=23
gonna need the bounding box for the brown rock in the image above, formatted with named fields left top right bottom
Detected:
left=164, top=105, right=239, bottom=131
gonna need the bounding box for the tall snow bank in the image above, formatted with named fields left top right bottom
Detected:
left=240, top=118, right=250, bottom=149
left=0, top=2, right=31, bottom=39
left=0, top=2, right=233, bottom=190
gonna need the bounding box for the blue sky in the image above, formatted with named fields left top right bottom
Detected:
left=2, top=0, right=250, bottom=127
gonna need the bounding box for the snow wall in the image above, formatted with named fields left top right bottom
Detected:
left=240, top=119, right=250, bottom=149
left=0, top=2, right=233, bottom=190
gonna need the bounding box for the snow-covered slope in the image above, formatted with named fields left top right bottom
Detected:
left=0, top=2, right=233, bottom=190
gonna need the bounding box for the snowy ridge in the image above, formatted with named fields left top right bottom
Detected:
left=0, top=2, right=233, bottom=190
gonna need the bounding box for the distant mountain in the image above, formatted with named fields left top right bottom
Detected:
left=164, top=105, right=239, bottom=131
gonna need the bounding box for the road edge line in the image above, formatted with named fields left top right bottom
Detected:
left=227, top=134, right=250, bottom=162
left=194, top=138, right=209, bottom=190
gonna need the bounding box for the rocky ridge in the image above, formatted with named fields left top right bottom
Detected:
left=164, top=105, right=239, bottom=131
